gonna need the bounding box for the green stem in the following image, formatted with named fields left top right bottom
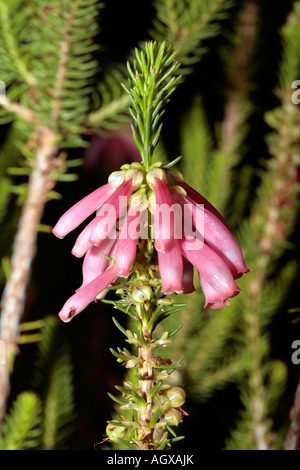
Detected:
left=137, top=327, right=155, bottom=449
left=123, top=42, right=180, bottom=171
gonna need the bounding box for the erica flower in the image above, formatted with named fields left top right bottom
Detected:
left=53, top=163, right=250, bottom=322
left=53, top=167, right=144, bottom=322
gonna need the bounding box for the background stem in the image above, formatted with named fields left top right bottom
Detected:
left=0, top=127, right=58, bottom=425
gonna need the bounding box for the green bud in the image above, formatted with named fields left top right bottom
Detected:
left=125, top=357, right=141, bottom=368
left=129, top=191, right=148, bottom=210
left=163, top=386, right=186, bottom=408
left=170, top=184, right=187, bottom=196
left=126, top=169, right=144, bottom=189
left=130, top=162, right=145, bottom=171
left=155, top=331, right=171, bottom=348
left=120, top=163, right=131, bottom=170
left=131, top=285, right=152, bottom=303
left=106, top=423, right=127, bottom=441
left=166, top=168, right=184, bottom=185
left=108, top=170, right=126, bottom=187
left=146, top=168, right=166, bottom=187
left=164, top=408, right=183, bottom=426
left=154, top=370, right=169, bottom=381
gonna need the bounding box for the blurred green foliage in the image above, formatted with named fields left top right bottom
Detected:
left=0, top=0, right=299, bottom=450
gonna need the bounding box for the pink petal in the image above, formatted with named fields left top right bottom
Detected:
left=198, top=272, right=239, bottom=309
left=179, top=181, right=228, bottom=226
left=52, top=183, right=115, bottom=238
left=89, top=179, right=134, bottom=245
left=158, top=240, right=183, bottom=294
left=152, top=177, right=177, bottom=253
left=177, top=192, right=250, bottom=278
left=180, top=238, right=240, bottom=299
left=81, top=237, right=117, bottom=287
left=58, top=266, right=118, bottom=322
left=71, top=219, right=94, bottom=258
left=115, top=206, right=141, bottom=277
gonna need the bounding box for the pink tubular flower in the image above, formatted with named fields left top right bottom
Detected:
left=115, top=203, right=142, bottom=277
left=53, top=164, right=250, bottom=322
left=198, top=273, right=234, bottom=309
left=149, top=168, right=250, bottom=307
left=173, top=191, right=251, bottom=279
left=157, top=242, right=183, bottom=294
left=89, top=178, right=134, bottom=245
left=58, top=266, right=119, bottom=322
left=71, top=219, right=96, bottom=258
left=181, top=238, right=241, bottom=304
left=53, top=169, right=145, bottom=322
left=150, top=175, right=177, bottom=253
left=52, top=183, right=115, bottom=239
left=81, top=237, right=117, bottom=287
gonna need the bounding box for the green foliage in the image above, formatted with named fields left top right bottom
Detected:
left=32, top=316, right=76, bottom=450
left=151, top=0, right=233, bottom=73
left=88, top=66, right=131, bottom=132
left=158, top=1, right=300, bottom=450
left=122, top=41, right=181, bottom=168
left=0, top=316, right=75, bottom=450
left=88, top=0, right=234, bottom=129
left=278, top=1, right=300, bottom=91
left=0, top=0, right=102, bottom=144
left=0, top=0, right=35, bottom=125
left=0, top=0, right=299, bottom=452
left=0, top=392, right=42, bottom=450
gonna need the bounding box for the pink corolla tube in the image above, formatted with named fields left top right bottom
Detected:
left=52, top=183, right=115, bottom=239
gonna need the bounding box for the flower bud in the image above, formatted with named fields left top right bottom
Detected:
left=130, top=162, right=145, bottom=171
left=125, top=169, right=144, bottom=189
left=123, top=381, right=135, bottom=390
left=129, top=191, right=148, bottom=210
left=155, top=331, right=171, bottom=348
left=164, top=408, right=182, bottom=426
left=146, top=168, right=166, bottom=187
left=169, top=185, right=187, bottom=197
left=166, top=169, right=184, bottom=185
left=125, top=356, right=141, bottom=368
left=155, top=370, right=169, bottom=381
left=131, top=285, right=152, bottom=303
left=106, top=423, right=127, bottom=441
left=108, top=170, right=126, bottom=187
left=163, top=386, right=186, bottom=408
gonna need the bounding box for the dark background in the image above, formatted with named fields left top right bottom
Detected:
left=2, top=0, right=299, bottom=450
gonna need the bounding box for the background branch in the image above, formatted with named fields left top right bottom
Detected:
left=0, top=126, right=58, bottom=423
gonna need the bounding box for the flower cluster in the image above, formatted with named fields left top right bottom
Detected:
left=53, top=163, right=250, bottom=322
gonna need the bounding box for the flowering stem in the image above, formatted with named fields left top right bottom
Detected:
left=137, top=322, right=155, bottom=449
left=105, top=241, right=186, bottom=450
